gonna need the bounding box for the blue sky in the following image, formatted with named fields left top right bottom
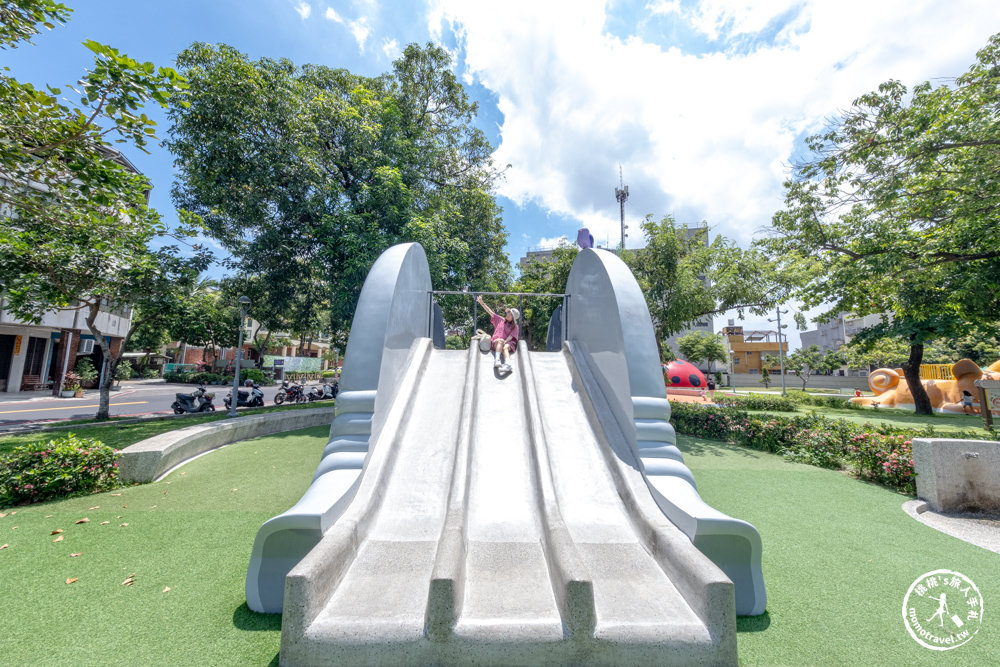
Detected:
left=7, top=0, right=998, bottom=347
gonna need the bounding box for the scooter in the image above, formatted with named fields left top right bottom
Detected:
left=274, top=380, right=307, bottom=405
left=307, top=381, right=338, bottom=402
left=224, top=382, right=265, bottom=409
left=171, top=385, right=216, bottom=414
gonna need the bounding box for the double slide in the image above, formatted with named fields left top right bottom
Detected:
left=246, top=244, right=765, bottom=665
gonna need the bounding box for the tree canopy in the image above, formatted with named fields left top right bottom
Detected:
left=167, top=42, right=510, bottom=339
left=676, top=331, right=728, bottom=372
left=0, top=0, right=200, bottom=419
left=761, top=33, right=1000, bottom=413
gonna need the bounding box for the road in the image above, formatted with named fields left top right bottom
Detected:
left=0, top=382, right=327, bottom=426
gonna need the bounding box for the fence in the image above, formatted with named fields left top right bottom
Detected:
left=429, top=290, right=569, bottom=351
left=919, top=364, right=954, bottom=381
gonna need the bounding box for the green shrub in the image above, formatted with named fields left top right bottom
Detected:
left=143, top=368, right=161, bottom=379
left=667, top=401, right=1000, bottom=494
left=786, top=390, right=862, bottom=409
left=0, top=434, right=119, bottom=507
left=240, top=368, right=266, bottom=385
left=714, top=393, right=797, bottom=412
left=189, top=371, right=224, bottom=385
left=163, top=370, right=193, bottom=384
left=75, top=357, right=99, bottom=385
left=321, top=370, right=339, bottom=378
left=114, top=360, right=133, bottom=382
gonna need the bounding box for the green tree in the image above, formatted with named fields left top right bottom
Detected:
left=630, top=216, right=789, bottom=347
left=923, top=326, right=1000, bottom=365
left=676, top=331, right=728, bottom=373
left=761, top=34, right=1000, bottom=413
left=167, top=42, right=509, bottom=339
left=0, top=1, right=198, bottom=419
left=785, top=344, right=823, bottom=390
left=842, top=337, right=910, bottom=371
left=514, top=244, right=577, bottom=349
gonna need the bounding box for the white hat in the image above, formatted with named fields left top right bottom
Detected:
left=509, top=307, right=520, bottom=322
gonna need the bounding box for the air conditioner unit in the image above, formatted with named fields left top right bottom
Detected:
left=78, top=339, right=95, bottom=355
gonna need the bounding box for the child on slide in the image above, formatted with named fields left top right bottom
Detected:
left=477, top=295, right=519, bottom=373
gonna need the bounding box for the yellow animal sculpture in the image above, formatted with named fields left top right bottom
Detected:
left=851, top=359, right=1000, bottom=414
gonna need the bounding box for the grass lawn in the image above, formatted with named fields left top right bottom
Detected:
left=2, top=425, right=997, bottom=665
left=0, top=402, right=326, bottom=455
left=0, top=425, right=327, bottom=666
left=681, top=435, right=999, bottom=665
left=745, top=404, right=993, bottom=437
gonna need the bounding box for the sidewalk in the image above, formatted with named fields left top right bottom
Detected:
left=0, top=378, right=165, bottom=404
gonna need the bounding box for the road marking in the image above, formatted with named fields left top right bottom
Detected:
left=0, top=401, right=149, bottom=415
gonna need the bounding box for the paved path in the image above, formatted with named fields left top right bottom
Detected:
left=0, top=382, right=312, bottom=426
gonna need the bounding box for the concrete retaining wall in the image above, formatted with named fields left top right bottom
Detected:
left=730, top=373, right=868, bottom=391
left=117, top=407, right=336, bottom=483
left=913, top=438, right=1000, bottom=513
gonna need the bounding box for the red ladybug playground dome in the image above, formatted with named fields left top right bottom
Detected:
left=664, top=360, right=707, bottom=388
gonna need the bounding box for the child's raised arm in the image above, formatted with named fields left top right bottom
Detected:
left=476, top=294, right=497, bottom=318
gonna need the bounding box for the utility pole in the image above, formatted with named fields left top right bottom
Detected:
left=614, top=165, right=629, bottom=254
left=768, top=307, right=789, bottom=396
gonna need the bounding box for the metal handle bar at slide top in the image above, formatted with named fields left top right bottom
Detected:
left=427, top=290, right=569, bottom=343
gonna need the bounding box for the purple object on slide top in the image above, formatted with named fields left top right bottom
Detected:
left=577, top=228, right=594, bottom=248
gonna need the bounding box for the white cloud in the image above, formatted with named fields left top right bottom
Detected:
left=536, top=235, right=570, bottom=248
left=382, top=38, right=400, bottom=59
left=429, top=0, right=997, bottom=250
left=324, top=6, right=371, bottom=51
left=645, top=0, right=681, bottom=18
left=294, top=1, right=312, bottom=20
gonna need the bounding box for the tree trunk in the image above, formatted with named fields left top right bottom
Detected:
left=901, top=342, right=933, bottom=415
left=84, top=302, right=115, bottom=421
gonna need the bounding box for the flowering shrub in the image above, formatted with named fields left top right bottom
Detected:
left=668, top=401, right=1000, bottom=494
left=0, top=434, right=119, bottom=507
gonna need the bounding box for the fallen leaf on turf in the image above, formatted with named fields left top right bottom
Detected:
left=231, top=488, right=238, bottom=492
left=162, top=587, right=171, bottom=593
left=119, top=523, right=129, bottom=527
left=0, top=544, right=8, bottom=550
left=53, top=535, right=64, bottom=542
left=9, top=511, right=15, bottom=515
left=179, top=472, right=185, bottom=475
left=150, top=505, right=157, bottom=509
left=51, top=529, right=64, bottom=535
left=100, top=521, right=110, bottom=525
left=65, top=578, right=78, bottom=584
left=70, top=552, right=82, bottom=557
left=0, top=513, right=7, bottom=518
left=75, top=518, right=89, bottom=524
left=122, top=505, right=127, bottom=508
left=45, top=515, right=53, bottom=518
left=10, top=526, right=17, bottom=530
left=110, top=493, right=121, bottom=497
left=121, top=574, right=135, bottom=586
left=88, top=506, right=100, bottom=510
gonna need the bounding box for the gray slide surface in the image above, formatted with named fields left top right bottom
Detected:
left=245, top=242, right=765, bottom=665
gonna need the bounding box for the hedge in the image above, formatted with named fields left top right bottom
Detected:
left=669, top=402, right=1000, bottom=495
left=1, top=434, right=119, bottom=507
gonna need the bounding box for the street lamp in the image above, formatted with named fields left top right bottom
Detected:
left=768, top=307, right=789, bottom=396
left=228, top=295, right=251, bottom=418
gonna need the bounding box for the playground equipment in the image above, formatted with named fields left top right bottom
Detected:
left=851, top=359, right=1000, bottom=414
left=665, top=359, right=708, bottom=388
left=246, top=243, right=765, bottom=664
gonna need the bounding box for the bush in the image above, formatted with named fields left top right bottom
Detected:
left=321, top=370, right=339, bottom=378
left=143, top=368, right=161, bottom=379
left=114, top=360, right=133, bottom=382
left=240, top=368, right=266, bottom=385
left=666, top=401, right=999, bottom=494
left=163, top=370, right=193, bottom=384
left=190, top=371, right=225, bottom=385
left=0, top=434, right=119, bottom=507
left=715, top=393, right=797, bottom=412
left=786, top=390, right=862, bottom=410
left=75, top=357, right=99, bottom=386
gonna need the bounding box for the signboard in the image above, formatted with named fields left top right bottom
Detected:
left=974, top=379, right=1000, bottom=430
left=262, top=355, right=321, bottom=372
left=14, top=335, right=22, bottom=355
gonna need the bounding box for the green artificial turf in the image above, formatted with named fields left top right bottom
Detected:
left=3, top=425, right=997, bottom=665
left=0, top=425, right=327, bottom=666
left=745, top=405, right=992, bottom=436
left=0, top=402, right=326, bottom=455
left=680, top=435, right=1000, bottom=665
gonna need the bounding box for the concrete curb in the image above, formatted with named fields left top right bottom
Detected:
left=117, top=407, right=336, bottom=483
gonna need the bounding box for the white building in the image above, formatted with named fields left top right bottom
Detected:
left=799, top=312, right=890, bottom=353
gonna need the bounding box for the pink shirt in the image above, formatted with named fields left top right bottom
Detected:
left=491, top=313, right=519, bottom=348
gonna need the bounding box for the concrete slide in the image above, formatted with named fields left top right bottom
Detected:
left=246, top=243, right=765, bottom=665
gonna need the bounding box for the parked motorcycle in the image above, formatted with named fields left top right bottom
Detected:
left=171, top=385, right=216, bottom=414
left=274, top=380, right=307, bottom=405
left=224, top=381, right=265, bottom=409
left=307, top=381, right=339, bottom=402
